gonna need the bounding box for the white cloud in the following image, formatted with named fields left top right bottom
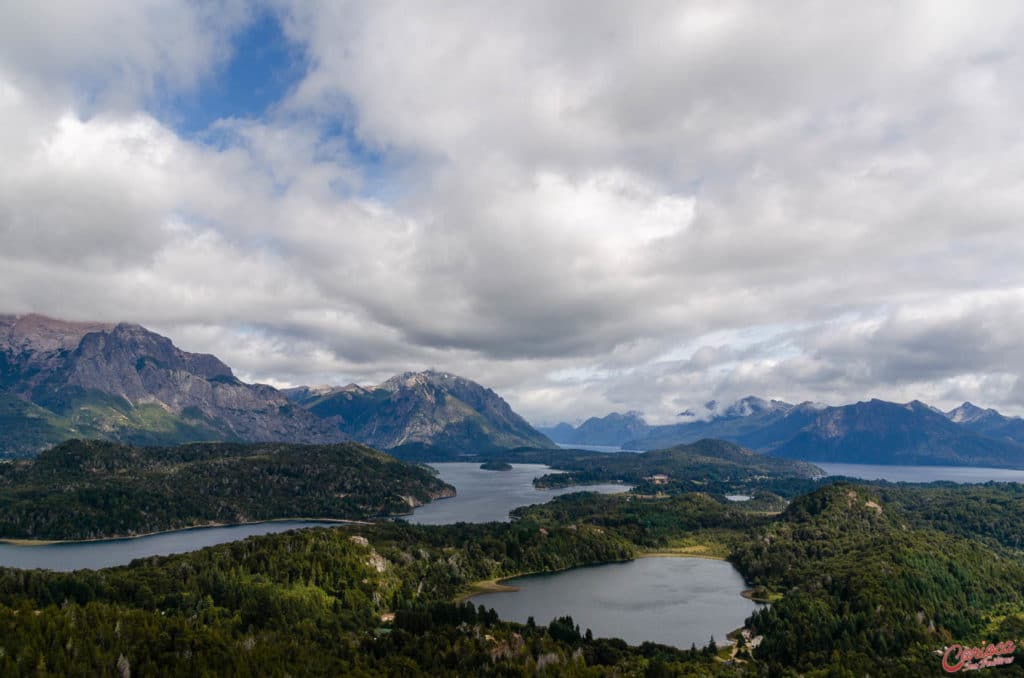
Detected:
left=0, top=1, right=251, bottom=108
left=3, top=1, right=1024, bottom=425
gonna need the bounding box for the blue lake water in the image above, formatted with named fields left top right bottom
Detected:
left=556, top=443, right=642, bottom=453
left=815, top=462, right=1024, bottom=483
left=0, top=520, right=345, bottom=571
left=470, top=556, right=759, bottom=648
left=406, top=463, right=630, bottom=525
left=0, top=463, right=629, bottom=570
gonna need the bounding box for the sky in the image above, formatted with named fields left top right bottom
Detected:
left=2, top=1, right=1024, bottom=425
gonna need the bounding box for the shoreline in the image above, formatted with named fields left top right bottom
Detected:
left=458, top=552, right=738, bottom=603
left=456, top=555, right=635, bottom=603
left=637, top=549, right=727, bottom=561
left=457, top=554, right=758, bottom=652
left=740, top=588, right=778, bottom=603
left=454, top=578, right=521, bottom=602
left=0, top=517, right=373, bottom=547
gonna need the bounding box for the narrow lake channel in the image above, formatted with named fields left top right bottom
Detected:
left=0, top=463, right=629, bottom=570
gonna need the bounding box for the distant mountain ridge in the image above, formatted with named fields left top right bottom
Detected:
left=539, top=411, right=651, bottom=447
left=546, top=395, right=1024, bottom=468
left=946, top=401, right=1024, bottom=444
left=0, top=314, right=347, bottom=456
left=285, top=370, right=554, bottom=456
left=543, top=397, right=810, bottom=449
left=772, top=399, right=1024, bottom=467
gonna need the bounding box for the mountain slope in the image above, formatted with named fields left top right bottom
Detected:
left=526, top=438, right=823, bottom=491
left=0, top=314, right=346, bottom=456
left=732, top=483, right=1024, bottom=673
left=536, top=421, right=576, bottom=443
left=946, top=401, right=1024, bottom=445
left=623, top=396, right=798, bottom=450
left=770, top=399, right=1024, bottom=467
left=575, top=395, right=1024, bottom=468
left=291, top=371, right=554, bottom=455
left=540, top=411, right=651, bottom=447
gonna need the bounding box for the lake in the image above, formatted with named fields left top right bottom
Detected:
left=815, top=462, right=1024, bottom=483
left=406, top=463, right=630, bottom=525
left=556, top=443, right=642, bottom=453
left=0, top=463, right=629, bottom=570
left=469, top=556, right=759, bottom=648
left=0, top=520, right=346, bottom=571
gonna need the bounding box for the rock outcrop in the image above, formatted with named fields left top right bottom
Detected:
left=0, top=314, right=346, bottom=455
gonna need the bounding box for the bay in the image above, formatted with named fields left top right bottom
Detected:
left=0, top=463, right=629, bottom=570
left=0, top=520, right=346, bottom=571
left=406, top=463, right=630, bottom=525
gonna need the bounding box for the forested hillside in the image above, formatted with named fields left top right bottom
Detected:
left=2, top=482, right=1024, bottom=674
left=0, top=440, right=453, bottom=540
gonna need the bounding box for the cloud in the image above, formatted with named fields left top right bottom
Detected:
left=3, top=1, right=1024, bottom=424
left=0, top=1, right=251, bottom=110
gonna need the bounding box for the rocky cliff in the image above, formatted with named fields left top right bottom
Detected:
left=0, top=314, right=346, bottom=455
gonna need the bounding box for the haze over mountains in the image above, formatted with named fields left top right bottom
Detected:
left=543, top=396, right=1024, bottom=468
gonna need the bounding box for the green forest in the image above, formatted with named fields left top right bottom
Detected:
left=3, top=472, right=1024, bottom=675
left=0, top=440, right=452, bottom=540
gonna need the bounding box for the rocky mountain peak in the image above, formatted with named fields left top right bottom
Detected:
left=720, top=396, right=794, bottom=419
left=903, top=399, right=946, bottom=416
left=297, top=369, right=552, bottom=453
left=0, top=315, right=346, bottom=455
left=0, top=314, right=116, bottom=353
left=381, top=370, right=469, bottom=392
left=1, top=314, right=121, bottom=396
left=63, top=322, right=235, bottom=401
left=946, top=401, right=995, bottom=424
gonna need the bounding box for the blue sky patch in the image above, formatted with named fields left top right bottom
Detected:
left=155, top=8, right=307, bottom=136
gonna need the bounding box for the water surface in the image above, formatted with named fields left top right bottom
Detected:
left=0, top=463, right=630, bottom=570
left=407, top=463, right=629, bottom=525
left=556, top=443, right=642, bottom=453
left=815, top=462, right=1024, bottom=483
left=0, top=520, right=344, bottom=571
left=470, top=557, right=758, bottom=648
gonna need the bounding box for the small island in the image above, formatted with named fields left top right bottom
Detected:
left=480, top=460, right=513, bottom=471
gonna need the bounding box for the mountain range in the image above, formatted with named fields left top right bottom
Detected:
left=544, top=396, right=1024, bottom=468
left=0, top=314, right=346, bottom=455
left=6, top=313, right=1024, bottom=468
left=0, top=315, right=549, bottom=457
left=284, top=371, right=554, bottom=457
left=538, top=411, right=651, bottom=448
